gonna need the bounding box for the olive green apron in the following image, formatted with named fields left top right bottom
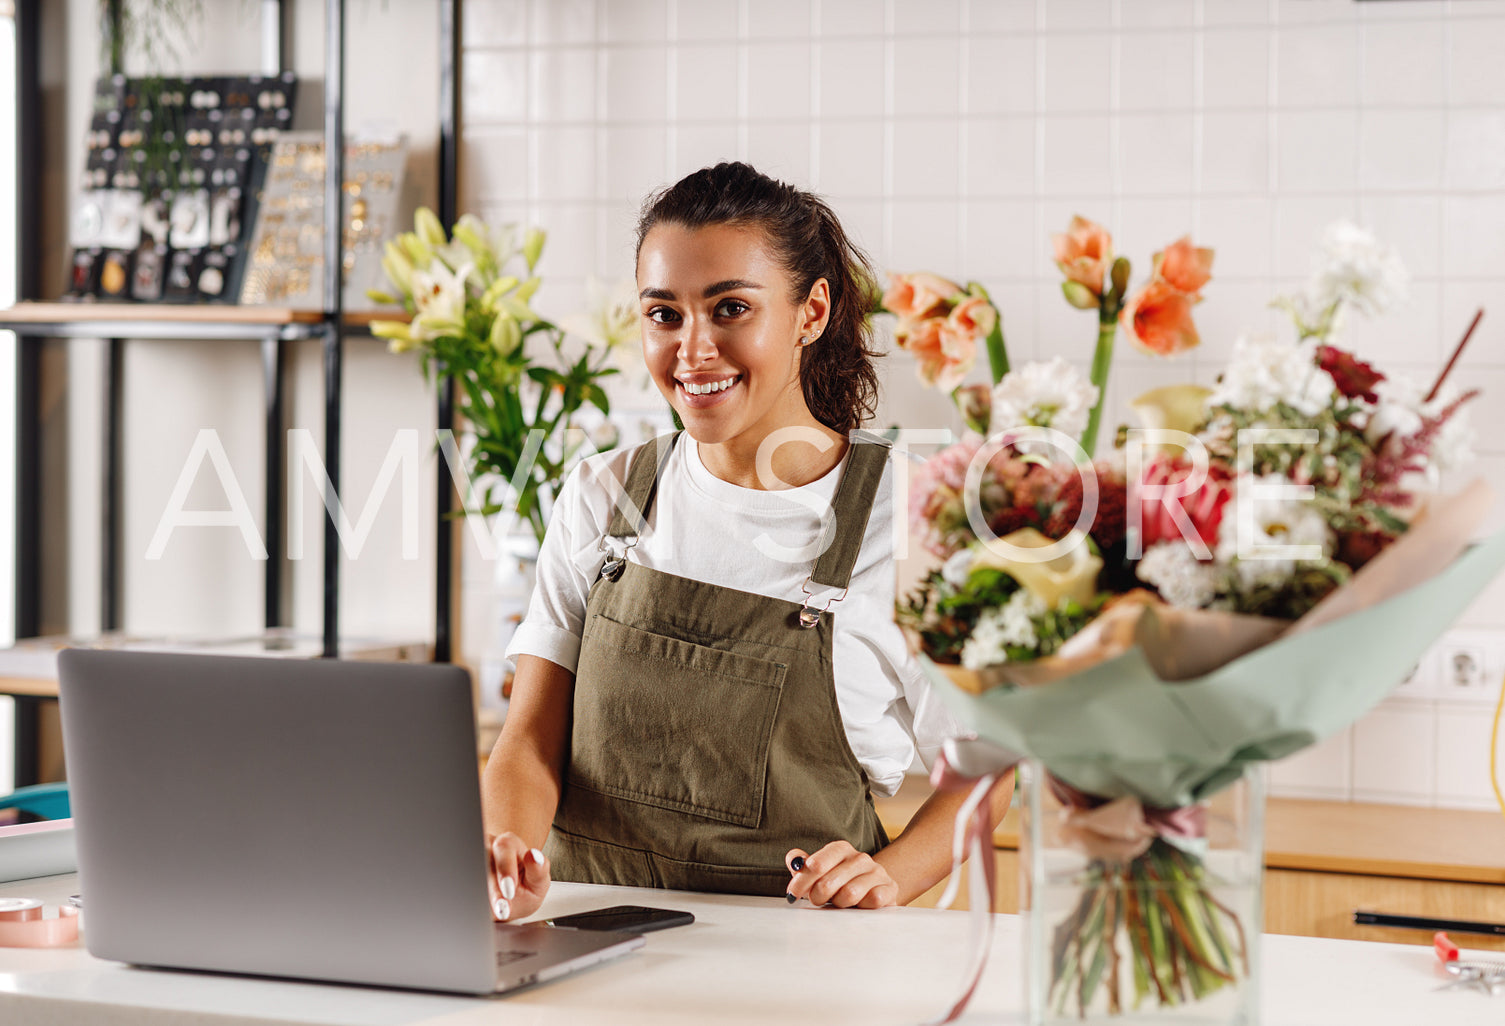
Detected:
left=545, top=432, right=892, bottom=896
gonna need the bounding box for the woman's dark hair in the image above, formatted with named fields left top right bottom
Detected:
left=635, top=162, right=881, bottom=436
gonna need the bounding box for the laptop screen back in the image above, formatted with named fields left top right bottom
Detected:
left=58, top=649, right=498, bottom=993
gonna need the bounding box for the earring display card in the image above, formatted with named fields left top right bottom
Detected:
left=239, top=132, right=408, bottom=310
left=163, top=248, right=200, bottom=302
left=64, top=71, right=297, bottom=303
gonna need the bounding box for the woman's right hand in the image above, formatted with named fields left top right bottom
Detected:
left=486, top=832, right=552, bottom=921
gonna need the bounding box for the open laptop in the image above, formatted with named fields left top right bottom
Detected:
left=57, top=648, right=644, bottom=995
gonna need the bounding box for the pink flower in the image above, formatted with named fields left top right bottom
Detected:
left=1138, top=455, right=1232, bottom=554
left=1052, top=215, right=1113, bottom=297
left=910, top=436, right=983, bottom=558
left=1120, top=279, right=1201, bottom=357
left=883, top=272, right=961, bottom=323
left=1154, top=236, right=1214, bottom=295
left=902, top=317, right=977, bottom=392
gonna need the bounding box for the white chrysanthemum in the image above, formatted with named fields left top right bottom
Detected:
left=1364, top=375, right=1425, bottom=446
left=1215, top=474, right=1332, bottom=592
left=1429, top=384, right=1476, bottom=473
left=1365, top=375, right=1475, bottom=475
left=941, top=547, right=977, bottom=588
left=1208, top=334, right=1337, bottom=417
left=991, top=357, right=1100, bottom=449
left=960, top=589, right=1046, bottom=669
left=1308, top=220, right=1409, bottom=320
left=1136, top=542, right=1219, bottom=609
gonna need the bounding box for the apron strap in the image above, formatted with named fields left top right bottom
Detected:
left=808, top=430, right=892, bottom=590
left=606, top=432, right=680, bottom=539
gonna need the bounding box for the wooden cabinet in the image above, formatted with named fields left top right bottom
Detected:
left=876, top=777, right=1505, bottom=952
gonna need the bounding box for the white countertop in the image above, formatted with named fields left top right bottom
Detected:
left=0, top=872, right=1500, bottom=1025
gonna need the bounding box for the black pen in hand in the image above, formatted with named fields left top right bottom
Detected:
left=785, top=854, right=806, bottom=904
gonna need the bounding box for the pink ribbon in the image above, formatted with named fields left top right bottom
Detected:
left=926, top=746, right=1205, bottom=1025
left=925, top=742, right=1018, bottom=1026
left=0, top=900, right=80, bottom=948
left=1049, top=777, right=1206, bottom=863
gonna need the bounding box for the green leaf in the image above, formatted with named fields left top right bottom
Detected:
left=583, top=383, right=610, bottom=414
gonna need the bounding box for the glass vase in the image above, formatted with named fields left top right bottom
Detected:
left=1019, top=761, right=1265, bottom=1025
left=477, top=530, right=542, bottom=715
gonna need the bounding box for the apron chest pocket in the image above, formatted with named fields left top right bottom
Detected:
left=571, top=614, right=788, bottom=828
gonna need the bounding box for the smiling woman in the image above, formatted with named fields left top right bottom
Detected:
left=478, top=162, right=1012, bottom=924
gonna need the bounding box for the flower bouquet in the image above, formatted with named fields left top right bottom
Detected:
left=369, top=209, right=627, bottom=544
left=896, top=219, right=1495, bottom=1024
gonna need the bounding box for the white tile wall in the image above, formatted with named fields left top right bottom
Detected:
left=459, top=0, right=1505, bottom=809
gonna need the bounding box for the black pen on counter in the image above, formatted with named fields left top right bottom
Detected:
left=1352, top=911, right=1505, bottom=937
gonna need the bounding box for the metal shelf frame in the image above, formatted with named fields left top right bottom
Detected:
left=5, top=0, right=466, bottom=788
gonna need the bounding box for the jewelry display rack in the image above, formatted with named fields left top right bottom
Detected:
left=2, top=0, right=463, bottom=788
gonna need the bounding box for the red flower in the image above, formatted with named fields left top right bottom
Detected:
left=1316, top=344, right=1385, bottom=404
left=1047, top=465, right=1129, bottom=550
left=988, top=505, right=1036, bottom=540
left=1137, top=455, right=1233, bottom=555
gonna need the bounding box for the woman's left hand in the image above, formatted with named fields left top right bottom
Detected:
left=784, top=842, right=899, bottom=909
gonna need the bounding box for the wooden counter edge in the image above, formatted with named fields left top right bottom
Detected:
left=875, top=778, right=1505, bottom=886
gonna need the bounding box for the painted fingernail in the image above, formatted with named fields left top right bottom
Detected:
left=493, top=897, right=511, bottom=920
left=500, top=876, right=516, bottom=901
left=786, top=892, right=797, bottom=904
left=791, top=856, right=805, bottom=872
left=529, top=848, right=546, bottom=864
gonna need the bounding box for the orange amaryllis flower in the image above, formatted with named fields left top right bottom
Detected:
left=946, top=293, right=998, bottom=342
left=883, top=271, right=961, bottom=323
left=1153, top=236, right=1214, bottom=295
left=902, top=317, right=977, bottom=392
left=1052, top=215, right=1113, bottom=296
left=1120, top=279, right=1201, bottom=356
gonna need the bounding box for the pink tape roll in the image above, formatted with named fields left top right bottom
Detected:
left=0, top=897, right=81, bottom=948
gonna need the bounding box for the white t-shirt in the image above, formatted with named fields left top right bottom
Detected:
left=505, top=435, right=959, bottom=797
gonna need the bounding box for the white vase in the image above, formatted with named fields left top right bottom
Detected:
left=478, top=531, right=542, bottom=715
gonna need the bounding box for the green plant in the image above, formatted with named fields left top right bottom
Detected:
left=371, top=209, right=624, bottom=544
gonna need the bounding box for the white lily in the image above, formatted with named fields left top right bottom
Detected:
left=489, top=311, right=522, bottom=357
left=409, top=260, right=472, bottom=342
left=381, top=241, right=415, bottom=298
left=370, top=319, right=418, bottom=354
left=414, top=207, right=447, bottom=247
left=522, top=226, right=547, bottom=272
left=561, top=276, right=641, bottom=352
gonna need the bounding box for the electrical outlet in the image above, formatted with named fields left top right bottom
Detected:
left=1435, top=628, right=1505, bottom=705
left=1446, top=645, right=1486, bottom=689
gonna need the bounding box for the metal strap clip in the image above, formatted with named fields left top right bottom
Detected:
left=598, top=536, right=637, bottom=582
left=797, top=579, right=848, bottom=629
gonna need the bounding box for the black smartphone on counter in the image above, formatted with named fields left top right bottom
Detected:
left=544, top=905, right=695, bottom=933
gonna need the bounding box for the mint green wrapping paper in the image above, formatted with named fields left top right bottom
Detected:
left=924, top=525, right=1505, bottom=809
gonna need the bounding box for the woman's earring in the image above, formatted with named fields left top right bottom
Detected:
left=799, top=335, right=810, bottom=347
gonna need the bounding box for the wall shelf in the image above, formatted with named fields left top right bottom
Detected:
left=3, top=0, right=469, bottom=793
